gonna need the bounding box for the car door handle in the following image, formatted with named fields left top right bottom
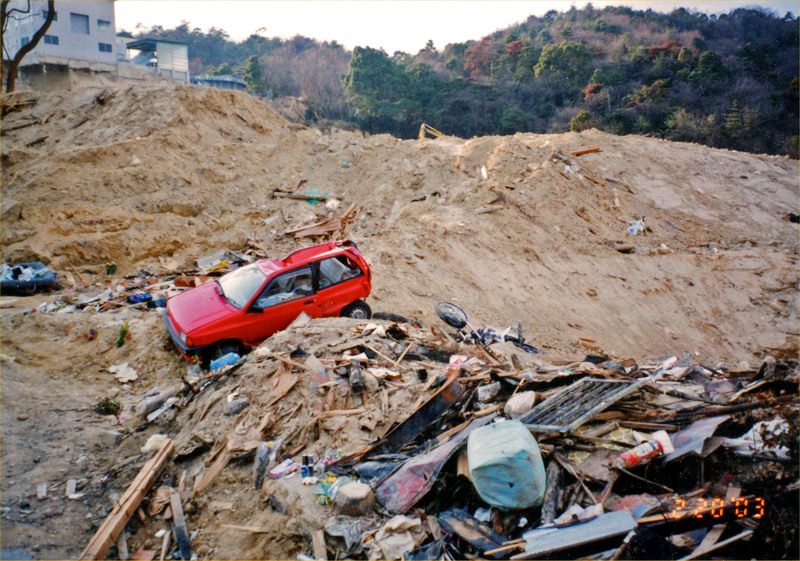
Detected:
left=304, top=300, right=316, bottom=305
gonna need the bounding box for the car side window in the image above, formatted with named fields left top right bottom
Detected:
left=254, top=267, right=314, bottom=309
left=317, top=256, right=361, bottom=289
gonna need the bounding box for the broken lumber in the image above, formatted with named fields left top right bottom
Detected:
left=287, top=216, right=343, bottom=238
left=571, top=146, right=602, bottom=156
left=475, top=204, right=505, bottom=215
left=678, top=529, right=754, bottom=561
left=193, top=448, right=231, bottom=496
left=317, top=408, right=365, bottom=419
left=312, top=529, right=328, bottom=560
left=79, top=439, right=174, bottom=560
left=169, top=489, right=191, bottom=560
left=272, top=190, right=343, bottom=202
left=222, top=524, right=274, bottom=534
left=541, top=461, right=562, bottom=525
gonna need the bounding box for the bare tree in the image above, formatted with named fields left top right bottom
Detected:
left=1, top=0, right=55, bottom=92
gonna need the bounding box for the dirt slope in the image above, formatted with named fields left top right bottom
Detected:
left=0, top=82, right=797, bottom=558
left=2, top=82, right=797, bottom=362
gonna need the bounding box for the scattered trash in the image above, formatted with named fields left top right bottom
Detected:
left=196, top=249, right=248, bottom=274
left=108, top=362, right=138, bottom=383
left=127, top=292, right=152, bottom=304
left=36, top=289, right=795, bottom=560
left=209, top=352, right=240, bottom=371
left=367, top=515, right=427, bottom=560
left=467, top=420, right=547, bottom=510
left=627, top=218, right=646, bottom=235
left=0, top=262, right=58, bottom=295
left=613, top=430, right=673, bottom=469
left=115, top=321, right=130, bottom=348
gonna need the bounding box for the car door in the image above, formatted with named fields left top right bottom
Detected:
left=314, top=255, right=366, bottom=316
left=243, top=266, right=317, bottom=344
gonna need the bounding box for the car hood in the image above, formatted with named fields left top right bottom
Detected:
left=167, top=280, right=237, bottom=333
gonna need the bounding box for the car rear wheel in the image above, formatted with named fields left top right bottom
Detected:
left=341, top=300, right=372, bottom=320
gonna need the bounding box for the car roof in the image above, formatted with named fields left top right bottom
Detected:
left=254, top=243, right=357, bottom=276
left=282, top=242, right=353, bottom=267
left=255, top=259, right=285, bottom=276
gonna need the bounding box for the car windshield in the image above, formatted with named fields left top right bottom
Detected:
left=217, top=263, right=267, bottom=309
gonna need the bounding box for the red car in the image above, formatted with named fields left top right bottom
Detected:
left=164, top=240, right=372, bottom=363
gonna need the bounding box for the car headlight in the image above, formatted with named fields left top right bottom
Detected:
left=179, top=331, right=188, bottom=344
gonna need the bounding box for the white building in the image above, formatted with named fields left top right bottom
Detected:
left=3, top=0, right=125, bottom=69
left=2, top=0, right=189, bottom=88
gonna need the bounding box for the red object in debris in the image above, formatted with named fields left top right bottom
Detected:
left=164, top=241, right=372, bottom=364
left=614, top=430, right=674, bottom=469
left=87, top=328, right=96, bottom=340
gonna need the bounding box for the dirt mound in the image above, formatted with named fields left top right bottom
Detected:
left=2, top=82, right=797, bottom=361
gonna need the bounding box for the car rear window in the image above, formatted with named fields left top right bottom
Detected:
left=318, top=256, right=361, bottom=288
left=218, top=263, right=266, bottom=309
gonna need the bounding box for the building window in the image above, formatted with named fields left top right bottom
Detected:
left=42, top=9, right=58, bottom=21
left=98, top=42, right=113, bottom=53
left=97, top=19, right=111, bottom=30
left=44, top=34, right=59, bottom=45
left=21, top=36, right=30, bottom=46
left=70, top=12, right=89, bottom=35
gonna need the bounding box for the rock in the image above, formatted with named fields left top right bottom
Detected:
left=504, top=391, right=538, bottom=419
left=226, top=396, right=250, bottom=416
left=476, top=382, right=501, bottom=403
left=361, top=370, right=379, bottom=393
left=334, top=482, right=375, bottom=516
left=16, top=414, right=29, bottom=421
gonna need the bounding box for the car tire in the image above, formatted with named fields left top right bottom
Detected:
left=341, top=300, right=372, bottom=320
left=204, top=341, right=241, bottom=367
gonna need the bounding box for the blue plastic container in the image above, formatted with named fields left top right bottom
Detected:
left=209, top=352, right=240, bottom=371
left=467, top=419, right=546, bottom=510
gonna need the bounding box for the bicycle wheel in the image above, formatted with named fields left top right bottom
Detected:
left=435, top=302, right=468, bottom=329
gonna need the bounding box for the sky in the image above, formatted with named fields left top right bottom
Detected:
left=115, top=1, right=799, bottom=54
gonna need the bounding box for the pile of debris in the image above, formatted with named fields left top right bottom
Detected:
left=78, top=309, right=798, bottom=560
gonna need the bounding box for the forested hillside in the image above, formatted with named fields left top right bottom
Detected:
left=124, top=4, right=799, bottom=156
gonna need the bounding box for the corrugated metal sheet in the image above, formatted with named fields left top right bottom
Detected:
left=519, top=377, right=647, bottom=434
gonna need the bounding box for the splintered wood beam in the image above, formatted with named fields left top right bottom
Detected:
left=571, top=146, right=602, bottom=156
left=79, top=439, right=175, bottom=560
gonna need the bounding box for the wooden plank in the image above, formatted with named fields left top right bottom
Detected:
left=571, top=146, right=602, bottom=156
left=484, top=543, right=525, bottom=556
left=193, top=448, right=231, bottom=496
left=679, top=530, right=754, bottom=561
left=79, top=439, right=174, bottom=560
left=317, top=408, right=365, bottom=419
left=273, top=191, right=343, bottom=202
left=158, top=532, right=170, bottom=561
left=222, top=524, right=274, bottom=534
left=312, top=529, right=328, bottom=560
left=363, top=344, right=400, bottom=369
left=169, top=489, right=191, bottom=560
left=475, top=204, right=505, bottom=214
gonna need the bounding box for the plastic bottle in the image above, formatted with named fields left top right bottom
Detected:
left=613, top=430, right=674, bottom=469
left=209, top=352, right=240, bottom=371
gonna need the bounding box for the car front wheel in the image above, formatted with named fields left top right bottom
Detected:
left=203, top=341, right=241, bottom=368
left=341, top=300, right=372, bottom=320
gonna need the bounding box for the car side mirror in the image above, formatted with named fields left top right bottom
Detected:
left=248, top=303, right=263, bottom=313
